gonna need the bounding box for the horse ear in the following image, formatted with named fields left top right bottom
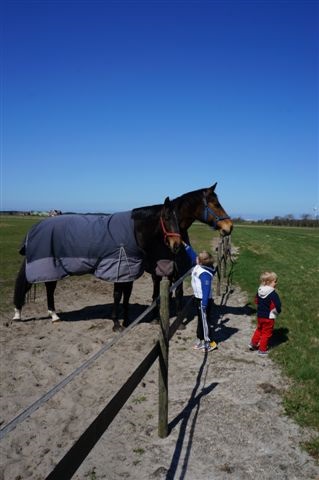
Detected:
left=211, top=182, right=217, bottom=191
left=164, top=196, right=171, bottom=207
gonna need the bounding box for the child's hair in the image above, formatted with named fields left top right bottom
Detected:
left=260, top=271, right=278, bottom=285
left=198, top=251, right=214, bottom=267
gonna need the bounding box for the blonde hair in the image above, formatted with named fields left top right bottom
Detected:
left=260, top=271, right=278, bottom=285
left=198, top=251, right=214, bottom=267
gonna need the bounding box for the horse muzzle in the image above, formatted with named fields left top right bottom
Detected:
left=217, top=219, right=233, bottom=236
left=166, top=235, right=182, bottom=254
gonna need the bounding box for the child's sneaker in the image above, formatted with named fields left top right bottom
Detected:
left=248, top=343, right=258, bottom=351
left=209, top=340, right=218, bottom=351
left=193, top=340, right=205, bottom=350
left=203, top=341, right=218, bottom=352
left=257, top=350, right=268, bottom=357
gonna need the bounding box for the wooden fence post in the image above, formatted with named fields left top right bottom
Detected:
left=158, top=276, right=169, bottom=438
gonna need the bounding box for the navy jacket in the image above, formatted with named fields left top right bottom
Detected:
left=255, top=285, right=282, bottom=320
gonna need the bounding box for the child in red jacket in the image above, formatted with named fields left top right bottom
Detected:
left=249, top=271, right=282, bottom=357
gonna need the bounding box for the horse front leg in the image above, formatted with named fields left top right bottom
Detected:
left=46, top=281, right=60, bottom=322
left=13, top=259, right=31, bottom=321
left=112, top=283, right=123, bottom=332
left=175, top=282, right=184, bottom=317
left=151, top=274, right=161, bottom=321
left=175, top=281, right=187, bottom=330
left=122, top=282, right=133, bottom=328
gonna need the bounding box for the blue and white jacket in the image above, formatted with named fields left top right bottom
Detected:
left=184, top=243, right=215, bottom=309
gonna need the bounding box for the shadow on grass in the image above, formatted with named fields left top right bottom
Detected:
left=270, top=327, right=289, bottom=348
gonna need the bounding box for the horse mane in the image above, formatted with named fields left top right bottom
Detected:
left=172, top=188, right=206, bottom=209
left=131, top=203, right=162, bottom=221
left=173, top=186, right=223, bottom=212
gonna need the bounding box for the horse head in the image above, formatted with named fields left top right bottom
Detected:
left=160, top=197, right=182, bottom=254
left=202, top=183, right=233, bottom=236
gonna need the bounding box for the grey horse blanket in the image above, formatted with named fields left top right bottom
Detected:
left=21, top=213, right=145, bottom=283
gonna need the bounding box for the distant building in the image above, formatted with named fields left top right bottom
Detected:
left=49, top=209, right=62, bottom=216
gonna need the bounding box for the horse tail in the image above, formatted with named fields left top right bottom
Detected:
left=26, top=284, right=37, bottom=303
left=13, top=259, right=32, bottom=309
left=18, top=234, right=27, bottom=255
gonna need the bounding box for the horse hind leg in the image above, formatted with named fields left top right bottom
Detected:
left=46, top=281, right=60, bottom=323
left=112, top=283, right=123, bottom=332
left=13, top=260, right=31, bottom=321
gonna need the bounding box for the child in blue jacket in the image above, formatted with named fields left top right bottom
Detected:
left=183, top=242, right=217, bottom=353
left=250, top=271, right=282, bottom=356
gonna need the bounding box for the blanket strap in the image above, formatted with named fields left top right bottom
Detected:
left=117, top=246, right=132, bottom=281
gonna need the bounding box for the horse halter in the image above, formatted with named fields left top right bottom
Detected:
left=160, top=214, right=181, bottom=246
left=203, top=196, right=230, bottom=229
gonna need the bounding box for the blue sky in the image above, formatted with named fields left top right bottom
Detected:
left=1, top=0, right=318, bottom=219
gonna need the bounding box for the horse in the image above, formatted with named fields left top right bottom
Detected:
left=12, top=197, right=181, bottom=330
left=111, top=182, right=233, bottom=324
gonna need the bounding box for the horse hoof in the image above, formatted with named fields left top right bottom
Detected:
left=48, top=310, right=60, bottom=322
left=13, top=309, right=22, bottom=321
left=177, top=323, right=186, bottom=330
left=112, top=323, right=123, bottom=332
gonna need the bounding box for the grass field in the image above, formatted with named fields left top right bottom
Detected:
left=1, top=216, right=319, bottom=458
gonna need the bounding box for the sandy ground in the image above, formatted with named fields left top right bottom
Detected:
left=0, top=270, right=318, bottom=480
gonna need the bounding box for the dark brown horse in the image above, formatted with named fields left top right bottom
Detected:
left=112, top=182, right=233, bottom=326
left=13, top=197, right=181, bottom=328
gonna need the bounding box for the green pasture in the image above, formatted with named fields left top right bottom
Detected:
left=1, top=216, right=318, bottom=458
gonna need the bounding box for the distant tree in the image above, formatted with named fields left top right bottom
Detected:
left=232, top=216, right=245, bottom=224
left=250, top=214, right=318, bottom=228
